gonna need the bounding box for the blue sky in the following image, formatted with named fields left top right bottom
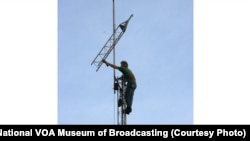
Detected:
left=58, top=0, right=193, bottom=124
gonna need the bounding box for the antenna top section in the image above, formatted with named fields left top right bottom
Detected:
left=119, top=14, right=133, bottom=32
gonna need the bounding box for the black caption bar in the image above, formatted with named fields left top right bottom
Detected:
left=0, top=125, right=249, bottom=139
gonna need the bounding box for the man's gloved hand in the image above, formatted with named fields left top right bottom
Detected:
left=102, top=59, right=108, bottom=66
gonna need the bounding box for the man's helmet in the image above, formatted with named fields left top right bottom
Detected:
left=120, top=60, right=128, bottom=67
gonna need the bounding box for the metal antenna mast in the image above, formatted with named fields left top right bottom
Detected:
left=91, top=0, right=133, bottom=125
left=112, top=0, right=117, bottom=124
left=112, top=0, right=116, bottom=91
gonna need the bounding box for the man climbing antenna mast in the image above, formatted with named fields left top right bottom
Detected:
left=103, top=59, right=137, bottom=115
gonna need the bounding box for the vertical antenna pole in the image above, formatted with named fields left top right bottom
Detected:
left=113, top=0, right=116, bottom=92
left=112, top=0, right=117, bottom=125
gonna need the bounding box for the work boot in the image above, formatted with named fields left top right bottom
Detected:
left=125, top=107, right=132, bottom=115
left=118, top=99, right=123, bottom=107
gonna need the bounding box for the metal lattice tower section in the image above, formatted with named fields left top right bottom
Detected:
left=115, top=76, right=127, bottom=125
left=91, top=14, right=133, bottom=72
